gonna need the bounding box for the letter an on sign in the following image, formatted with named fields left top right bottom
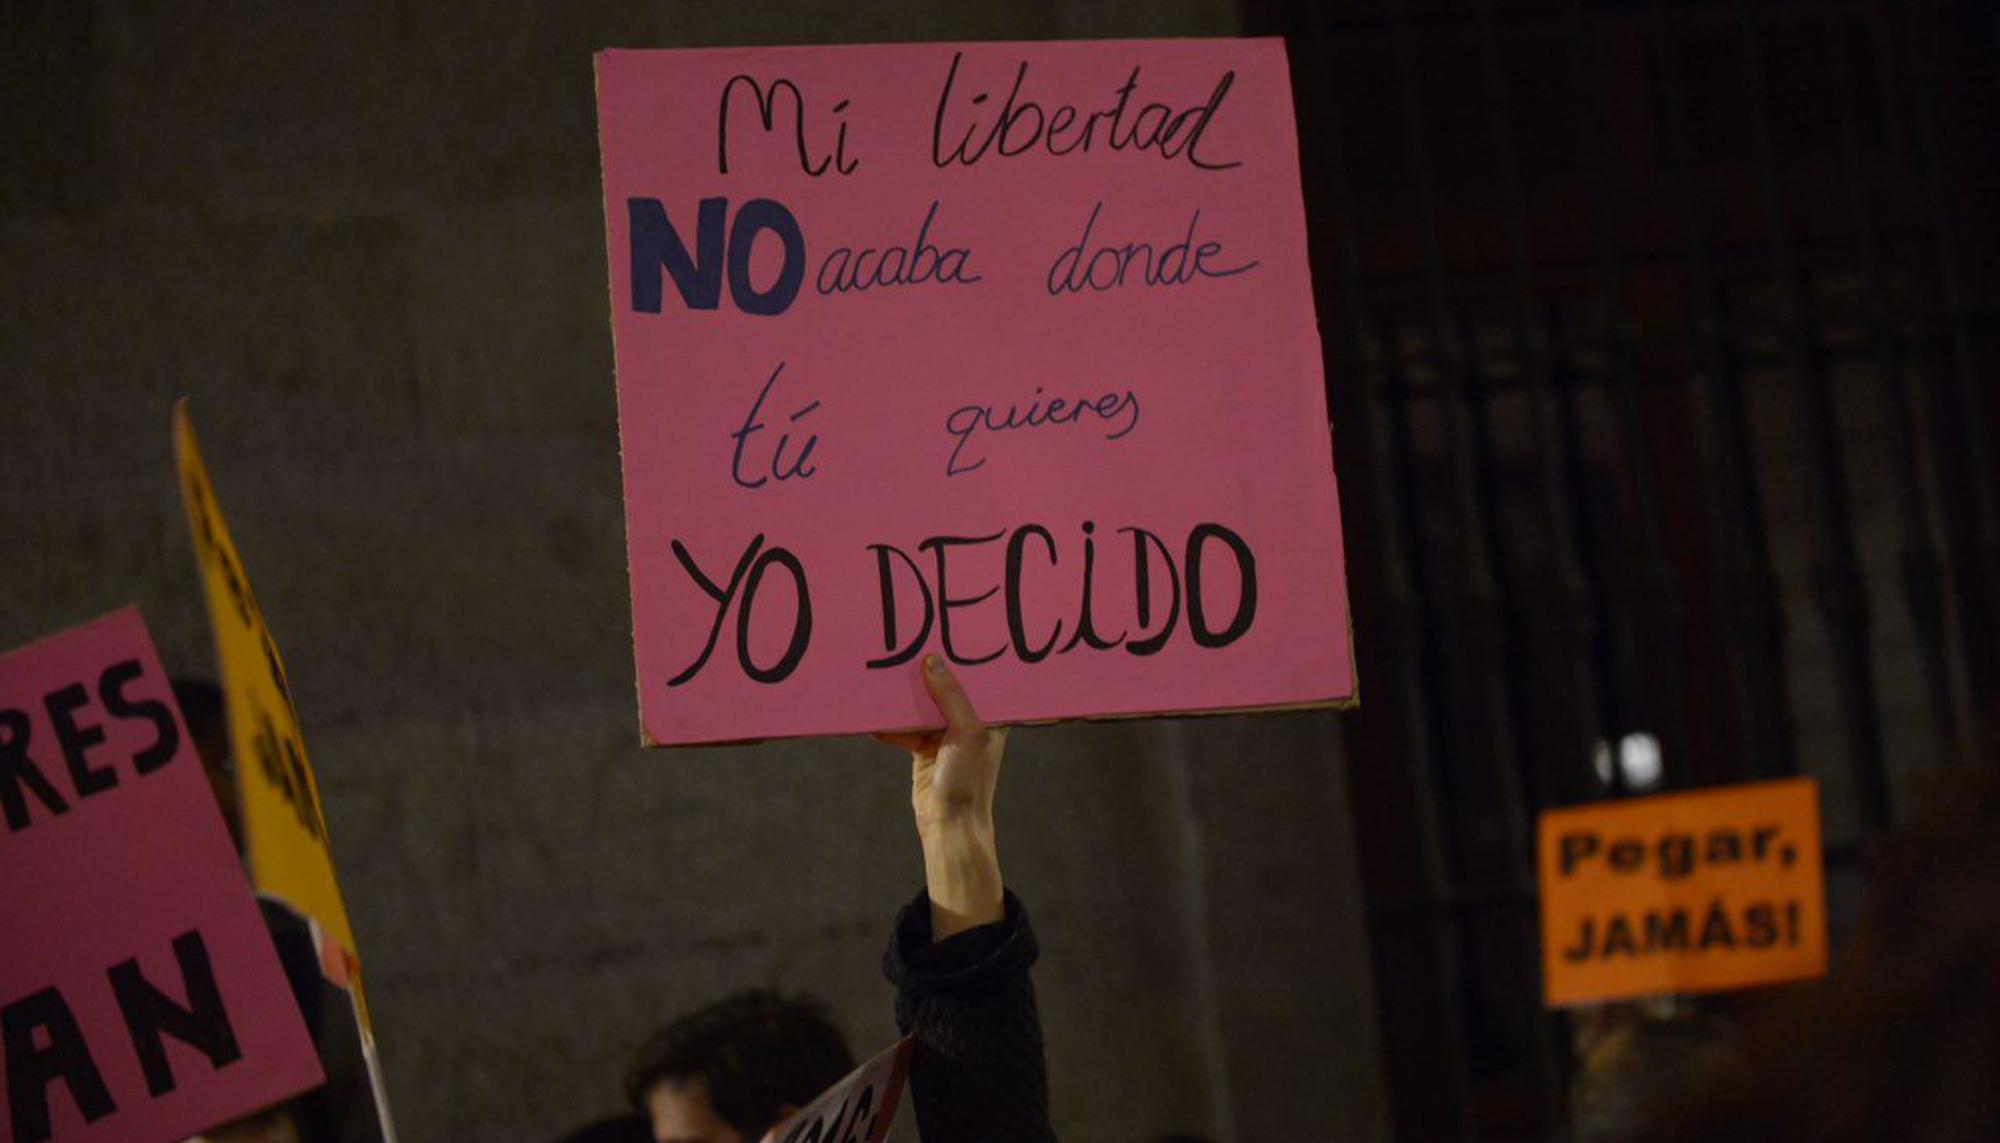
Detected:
left=1, top=609, right=321, bottom=1143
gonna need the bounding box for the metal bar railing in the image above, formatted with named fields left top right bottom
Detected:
left=1475, top=0, right=1605, bottom=815
left=1845, top=3, right=1970, bottom=767
left=1572, top=3, right=1694, bottom=785
left=1738, top=16, right=1893, bottom=826
left=1390, top=1, right=1559, bottom=1130
left=1910, top=0, right=2000, bottom=755
left=1289, top=6, right=1478, bottom=1136
left=1649, top=4, right=1798, bottom=784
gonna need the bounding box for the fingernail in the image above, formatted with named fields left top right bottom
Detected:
left=924, top=653, right=945, bottom=675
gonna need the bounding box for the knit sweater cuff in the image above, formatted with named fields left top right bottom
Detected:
left=883, top=888, right=1038, bottom=994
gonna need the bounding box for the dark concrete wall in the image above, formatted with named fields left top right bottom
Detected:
left=0, top=3, right=1389, bottom=1139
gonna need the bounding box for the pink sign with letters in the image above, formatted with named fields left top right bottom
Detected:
left=597, top=39, right=1352, bottom=745
left=0, top=610, right=322, bottom=1143
left=765, top=1037, right=913, bottom=1143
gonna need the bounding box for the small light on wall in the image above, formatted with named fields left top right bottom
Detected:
left=1592, top=738, right=1615, bottom=786
left=1590, top=732, right=1663, bottom=791
left=1619, top=732, right=1663, bottom=791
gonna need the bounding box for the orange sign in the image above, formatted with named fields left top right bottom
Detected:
left=1538, top=777, right=1827, bottom=1007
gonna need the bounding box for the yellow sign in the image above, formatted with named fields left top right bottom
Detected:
left=1538, top=777, right=1828, bottom=1007
left=173, top=403, right=366, bottom=1012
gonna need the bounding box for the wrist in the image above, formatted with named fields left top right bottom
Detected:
left=918, top=804, right=995, bottom=848
left=920, top=817, right=1003, bottom=941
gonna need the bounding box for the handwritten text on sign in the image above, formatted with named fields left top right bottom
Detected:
left=597, top=39, right=1352, bottom=744
left=0, top=611, right=322, bottom=1143
left=1538, top=778, right=1828, bottom=1007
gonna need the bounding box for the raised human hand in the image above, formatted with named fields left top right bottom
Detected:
left=874, top=654, right=1008, bottom=939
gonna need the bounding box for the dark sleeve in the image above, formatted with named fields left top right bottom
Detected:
left=882, top=889, right=1058, bottom=1143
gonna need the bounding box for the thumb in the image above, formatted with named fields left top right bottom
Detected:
left=922, top=653, right=982, bottom=736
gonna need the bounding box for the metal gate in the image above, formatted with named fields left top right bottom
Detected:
left=1247, top=0, right=2000, bottom=1136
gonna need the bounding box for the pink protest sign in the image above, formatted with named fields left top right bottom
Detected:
left=597, top=39, right=1352, bottom=745
left=765, top=1037, right=913, bottom=1143
left=0, top=610, right=323, bottom=1143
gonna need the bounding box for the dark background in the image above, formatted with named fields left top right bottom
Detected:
left=4, top=1, right=1995, bottom=1140
left=1248, top=0, right=1999, bottom=1137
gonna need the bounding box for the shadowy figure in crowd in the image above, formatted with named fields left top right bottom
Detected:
left=553, top=1117, right=653, bottom=1143
left=626, top=655, right=1055, bottom=1143
left=626, top=991, right=854, bottom=1142
left=175, top=678, right=384, bottom=1143
left=1568, top=1004, right=1741, bottom=1142
left=175, top=677, right=243, bottom=847
left=1646, top=765, right=2000, bottom=1142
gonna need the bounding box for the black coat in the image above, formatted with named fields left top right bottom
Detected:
left=883, top=890, right=1059, bottom=1143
